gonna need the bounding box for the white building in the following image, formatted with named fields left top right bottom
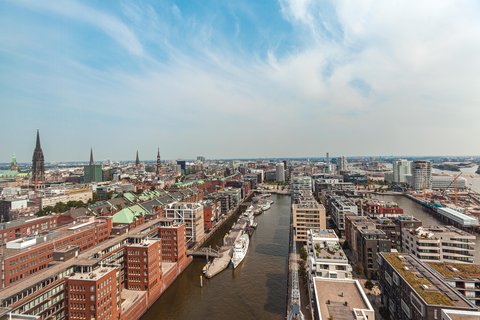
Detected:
left=337, top=156, right=349, bottom=172
left=306, top=229, right=352, bottom=280
left=431, top=175, right=467, bottom=190
left=330, top=197, right=358, bottom=235
left=292, top=176, right=312, bottom=202
left=392, top=159, right=411, bottom=184
left=402, top=226, right=476, bottom=264
left=164, top=202, right=205, bottom=246
left=411, top=160, right=432, bottom=191
left=275, top=162, right=285, bottom=182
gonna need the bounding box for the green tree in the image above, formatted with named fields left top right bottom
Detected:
left=364, top=280, right=374, bottom=290
left=354, top=263, right=364, bottom=276
left=300, top=246, right=308, bottom=261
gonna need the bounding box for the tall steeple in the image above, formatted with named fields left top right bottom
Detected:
left=10, top=153, right=18, bottom=171
left=135, top=150, right=140, bottom=167
left=32, top=129, right=45, bottom=183
left=156, top=147, right=161, bottom=175
left=89, top=148, right=94, bottom=165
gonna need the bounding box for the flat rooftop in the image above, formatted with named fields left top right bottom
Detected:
left=308, top=229, right=338, bottom=240
left=313, top=278, right=373, bottom=320
left=382, top=253, right=471, bottom=308
left=442, top=309, right=480, bottom=320
left=409, top=225, right=476, bottom=239
left=428, top=262, right=480, bottom=280
left=69, top=266, right=116, bottom=281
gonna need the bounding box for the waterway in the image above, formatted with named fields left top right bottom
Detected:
left=374, top=194, right=480, bottom=262
left=142, top=194, right=291, bottom=320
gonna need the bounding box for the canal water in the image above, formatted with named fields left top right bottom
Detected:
left=374, top=194, right=480, bottom=261
left=142, top=194, right=290, bottom=320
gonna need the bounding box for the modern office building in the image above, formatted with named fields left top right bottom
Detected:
left=410, top=160, right=432, bottom=191
left=393, top=159, right=412, bottom=184
left=402, top=226, right=476, bottom=264
left=164, top=202, right=205, bottom=247
left=275, top=162, right=285, bottom=182
left=292, top=197, right=326, bottom=242
left=378, top=252, right=477, bottom=320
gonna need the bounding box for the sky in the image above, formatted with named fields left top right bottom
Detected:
left=1, top=0, right=480, bottom=162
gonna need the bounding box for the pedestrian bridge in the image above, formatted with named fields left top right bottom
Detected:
left=187, top=247, right=222, bottom=259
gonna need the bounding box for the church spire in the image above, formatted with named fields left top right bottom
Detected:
left=35, top=129, right=41, bottom=150
left=89, top=148, right=94, bottom=165
left=156, top=147, right=161, bottom=175
left=135, top=150, right=140, bottom=167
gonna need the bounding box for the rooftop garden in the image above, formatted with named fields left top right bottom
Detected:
left=428, top=262, right=480, bottom=278
left=384, top=253, right=455, bottom=306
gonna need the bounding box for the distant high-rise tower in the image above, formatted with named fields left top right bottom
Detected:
left=10, top=154, right=18, bottom=171
left=135, top=151, right=140, bottom=167
left=156, top=148, right=161, bottom=175
left=326, top=152, right=330, bottom=173
left=32, top=130, right=45, bottom=207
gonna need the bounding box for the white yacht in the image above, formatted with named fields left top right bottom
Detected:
left=231, top=233, right=249, bottom=268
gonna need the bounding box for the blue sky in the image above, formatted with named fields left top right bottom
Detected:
left=1, top=0, right=480, bottom=162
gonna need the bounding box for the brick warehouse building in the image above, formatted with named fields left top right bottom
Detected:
left=0, top=217, right=112, bottom=288
left=66, top=266, right=121, bottom=320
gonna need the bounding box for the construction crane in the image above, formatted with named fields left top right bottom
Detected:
left=454, top=172, right=462, bottom=207
left=440, top=172, right=462, bottom=206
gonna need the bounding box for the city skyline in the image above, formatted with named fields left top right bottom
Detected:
left=2, top=0, right=480, bottom=161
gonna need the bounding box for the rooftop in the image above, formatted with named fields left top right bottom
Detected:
left=68, top=266, right=116, bottom=281
left=313, top=278, right=373, bottom=320
left=428, top=262, right=480, bottom=279
left=410, top=225, right=476, bottom=239
left=382, top=253, right=471, bottom=307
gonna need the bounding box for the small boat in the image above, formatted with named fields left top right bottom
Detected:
left=231, top=233, right=249, bottom=268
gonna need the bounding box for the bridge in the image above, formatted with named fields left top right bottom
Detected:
left=288, top=228, right=304, bottom=320
left=187, top=247, right=222, bottom=259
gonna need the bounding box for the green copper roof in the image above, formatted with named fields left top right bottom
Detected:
left=123, top=192, right=137, bottom=203
left=129, top=204, right=148, bottom=217
left=112, top=208, right=136, bottom=224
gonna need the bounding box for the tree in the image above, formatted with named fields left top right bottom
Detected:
left=300, top=246, right=308, bottom=261
left=364, top=280, right=374, bottom=290
left=150, top=186, right=156, bottom=191
left=354, top=263, right=364, bottom=276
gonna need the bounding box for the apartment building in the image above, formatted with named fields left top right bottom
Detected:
left=428, top=262, right=480, bottom=307
left=292, top=176, right=312, bottom=203
left=311, top=277, right=374, bottom=320
left=164, top=202, right=205, bottom=247
left=292, top=198, right=326, bottom=242
left=329, top=196, right=358, bottom=236
left=344, top=214, right=391, bottom=278
left=402, top=226, right=476, bottom=264
left=378, top=253, right=477, bottom=320
left=306, top=229, right=352, bottom=280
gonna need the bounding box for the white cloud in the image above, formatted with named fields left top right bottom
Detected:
left=13, top=0, right=144, bottom=56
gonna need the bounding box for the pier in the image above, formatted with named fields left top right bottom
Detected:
left=204, top=218, right=248, bottom=278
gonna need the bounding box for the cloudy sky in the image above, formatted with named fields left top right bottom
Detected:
left=1, top=0, right=480, bottom=162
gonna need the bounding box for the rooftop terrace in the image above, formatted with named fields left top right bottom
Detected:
left=382, top=253, right=471, bottom=307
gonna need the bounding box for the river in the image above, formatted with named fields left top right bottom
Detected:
left=374, top=194, right=480, bottom=262
left=141, top=194, right=290, bottom=320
